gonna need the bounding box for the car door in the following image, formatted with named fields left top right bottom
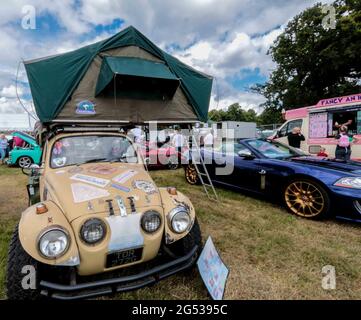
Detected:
left=212, top=142, right=266, bottom=193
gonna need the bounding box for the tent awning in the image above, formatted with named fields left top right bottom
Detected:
left=95, top=57, right=180, bottom=98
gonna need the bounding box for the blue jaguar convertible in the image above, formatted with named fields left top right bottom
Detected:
left=185, top=139, right=361, bottom=222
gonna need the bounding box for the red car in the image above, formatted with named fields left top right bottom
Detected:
left=140, top=141, right=187, bottom=170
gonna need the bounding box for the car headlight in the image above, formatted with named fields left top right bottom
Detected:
left=38, top=228, right=69, bottom=259
left=80, top=218, right=106, bottom=245
left=168, top=206, right=191, bottom=234
left=334, top=177, right=361, bottom=189
left=141, top=211, right=161, bottom=233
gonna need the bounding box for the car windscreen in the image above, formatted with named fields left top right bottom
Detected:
left=246, top=139, right=305, bottom=159
left=50, top=135, right=138, bottom=168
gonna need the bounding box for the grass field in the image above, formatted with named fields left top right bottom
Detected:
left=1, top=165, right=361, bottom=299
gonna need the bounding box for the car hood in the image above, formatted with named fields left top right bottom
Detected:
left=44, top=163, right=162, bottom=222
left=289, top=156, right=361, bottom=174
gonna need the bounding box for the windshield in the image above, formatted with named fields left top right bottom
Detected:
left=246, top=139, right=306, bottom=159
left=50, top=135, right=138, bottom=168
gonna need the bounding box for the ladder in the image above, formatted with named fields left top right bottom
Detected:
left=189, top=136, right=219, bottom=202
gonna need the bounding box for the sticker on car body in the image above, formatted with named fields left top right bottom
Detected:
left=106, top=214, right=144, bottom=252
left=71, top=183, right=110, bottom=203
left=70, top=173, right=110, bottom=187
left=112, top=170, right=138, bottom=184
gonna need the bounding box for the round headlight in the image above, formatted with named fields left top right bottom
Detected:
left=141, top=211, right=161, bottom=233
left=39, top=228, right=69, bottom=259
left=168, top=206, right=191, bottom=234
left=80, top=218, right=106, bottom=245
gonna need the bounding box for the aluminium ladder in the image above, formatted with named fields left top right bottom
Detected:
left=188, top=135, right=219, bottom=202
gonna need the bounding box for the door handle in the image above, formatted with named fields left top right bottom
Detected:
left=259, top=169, right=266, bottom=175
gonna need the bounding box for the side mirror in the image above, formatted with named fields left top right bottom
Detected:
left=238, top=150, right=255, bottom=159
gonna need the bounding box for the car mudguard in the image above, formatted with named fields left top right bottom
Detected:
left=18, top=200, right=80, bottom=266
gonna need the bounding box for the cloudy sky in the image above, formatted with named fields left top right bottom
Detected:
left=0, top=0, right=330, bottom=122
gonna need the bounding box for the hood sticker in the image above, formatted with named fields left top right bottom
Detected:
left=87, top=164, right=117, bottom=175
left=132, top=180, right=157, bottom=195
left=70, top=173, right=109, bottom=188
left=106, top=214, right=144, bottom=252
left=111, top=183, right=130, bottom=192
left=71, top=183, right=110, bottom=203
left=112, top=170, right=138, bottom=184
left=68, top=166, right=83, bottom=174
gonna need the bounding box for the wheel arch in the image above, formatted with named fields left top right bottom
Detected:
left=158, top=188, right=196, bottom=245
left=281, top=173, right=332, bottom=195
left=18, top=200, right=80, bottom=267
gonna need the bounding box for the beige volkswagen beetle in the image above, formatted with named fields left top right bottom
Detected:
left=7, top=127, right=201, bottom=300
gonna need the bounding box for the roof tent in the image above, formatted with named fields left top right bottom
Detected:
left=24, top=26, right=213, bottom=124
left=95, top=57, right=180, bottom=100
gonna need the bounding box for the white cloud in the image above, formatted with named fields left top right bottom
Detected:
left=0, top=0, right=331, bottom=115
left=0, top=85, right=23, bottom=98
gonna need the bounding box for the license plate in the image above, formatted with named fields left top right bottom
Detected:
left=106, top=247, right=143, bottom=268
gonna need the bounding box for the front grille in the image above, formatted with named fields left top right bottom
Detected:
left=354, top=201, right=361, bottom=215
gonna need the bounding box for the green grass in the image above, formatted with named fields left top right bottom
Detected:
left=1, top=166, right=361, bottom=299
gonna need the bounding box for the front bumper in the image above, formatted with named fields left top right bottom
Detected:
left=330, top=186, right=361, bottom=220
left=40, top=245, right=198, bottom=300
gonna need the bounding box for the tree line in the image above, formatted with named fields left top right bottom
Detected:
left=210, top=0, right=361, bottom=125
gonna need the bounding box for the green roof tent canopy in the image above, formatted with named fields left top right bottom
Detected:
left=95, top=56, right=180, bottom=99
left=24, top=26, right=213, bottom=123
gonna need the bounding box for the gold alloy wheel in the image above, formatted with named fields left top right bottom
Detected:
left=185, top=165, right=199, bottom=184
left=285, top=181, right=325, bottom=217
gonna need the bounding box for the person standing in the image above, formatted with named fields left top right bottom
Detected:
left=203, top=129, right=214, bottom=148
left=287, top=127, right=305, bottom=149
left=13, top=135, right=25, bottom=148
left=0, top=134, right=9, bottom=164
left=335, top=126, right=356, bottom=161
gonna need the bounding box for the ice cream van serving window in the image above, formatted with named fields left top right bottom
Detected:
left=309, top=106, right=361, bottom=138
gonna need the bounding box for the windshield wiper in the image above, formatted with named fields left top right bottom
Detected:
left=110, top=155, right=128, bottom=163
left=81, top=158, right=109, bottom=164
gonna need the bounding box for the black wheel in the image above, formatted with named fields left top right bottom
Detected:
left=6, top=224, right=42, bottom=300
left=185, top=164, right=200, bottom=185
left=18, top=156, right=33, bottom=168
left=167, top=156, right=179, bottom=170
left=283, top=178, right=331, bottom=220
left=166, top=218, right=202, bottom=258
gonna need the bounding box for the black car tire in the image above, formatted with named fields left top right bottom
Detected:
left=185, top=164, right=200, bottom=185
left=283, top=178, right=331, bottom=220
left=6, top=224, right=42, bottom=300
left=167, top=156, right=179, bottom=170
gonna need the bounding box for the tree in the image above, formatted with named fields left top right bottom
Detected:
left=208, top=103, right=258, bottom=122
left=253, top=0, right=361, bottom=110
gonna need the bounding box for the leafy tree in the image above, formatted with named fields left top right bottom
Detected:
left=253, top=0, right=361, bottom=110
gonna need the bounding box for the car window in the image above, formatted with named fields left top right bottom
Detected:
left=220, top=142, right=252, bottom=156
left=278, top=119, right=303, bottom=138
left=50, top=135, right=137, bottom=168
left=246, top=139, right=303, bottom=159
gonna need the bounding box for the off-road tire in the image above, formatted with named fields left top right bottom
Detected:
left=166, top=218, right=202, bottom=258
left=6, top=224, right=42, bottom=300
